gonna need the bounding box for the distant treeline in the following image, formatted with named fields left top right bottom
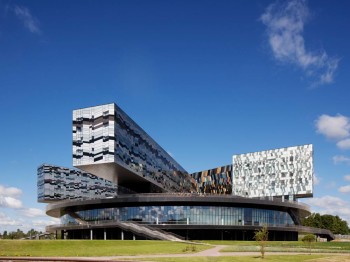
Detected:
left=302, top=213, right=349, bottom=235
left=0, top=229, right=43, bottom=239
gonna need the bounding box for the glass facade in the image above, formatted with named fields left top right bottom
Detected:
left=40, top=102, right=320, bottom=241
left=191, top=165, right=232, bottom=194
left=61, top=205, right=294, bottom=227
left=37, top=164, right=117, bottom=202
left=72, top=103, right=196, bottom=193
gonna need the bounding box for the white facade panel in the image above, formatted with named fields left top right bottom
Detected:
left=232, top=144, right=313, bottom=199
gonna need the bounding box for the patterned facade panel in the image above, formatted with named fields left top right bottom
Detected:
left=191, top=165, right=232, bottom=194
left=232, top=144, right=313, bottom=198
left=73, top=103, right=116, bottom=165
left=73, top=103, right=196, bottom=193
left=37, top=164, right=117, bottom=202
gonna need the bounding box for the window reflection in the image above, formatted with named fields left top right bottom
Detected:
left=61, top=206, right=294, bottom=227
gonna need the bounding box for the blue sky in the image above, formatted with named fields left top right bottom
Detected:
left=1, top=0, right=350, bottom=232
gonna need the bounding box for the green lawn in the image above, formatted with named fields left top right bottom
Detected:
left=0, top=240, right=209, bottom=257
left=213, top=241, right=350, bottom=253
left=130, top=255, right=350, bottom=262
left=1, top=240, right=349, bottom=259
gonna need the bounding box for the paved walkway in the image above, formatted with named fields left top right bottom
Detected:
left=1, top=245, right=350, bottom=261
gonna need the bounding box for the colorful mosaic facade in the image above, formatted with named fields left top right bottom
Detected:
left=191, top=165, right=232, bottom=194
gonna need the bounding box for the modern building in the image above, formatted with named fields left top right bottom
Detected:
left=39, top=103, right=334, bottom=241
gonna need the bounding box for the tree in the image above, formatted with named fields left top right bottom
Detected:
left=302, top=213, right=350, bottom=235
left=27, top=229, right=40, bottom=239
left=302, top=234, right=315, bottom=254
left=254, top=225, right=269, bottom=259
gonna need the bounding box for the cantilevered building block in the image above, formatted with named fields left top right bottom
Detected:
left=73, top=103, right=195, bottom=193
left=37, top=164, right=117, bottom=202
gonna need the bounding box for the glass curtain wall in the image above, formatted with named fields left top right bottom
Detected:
left=61, top=206, right=294, bottom=227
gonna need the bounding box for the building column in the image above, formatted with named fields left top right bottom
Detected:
left=104, top=229, right=107, bottom=240
left=90, top=229, right=93, bottom=240
left=133, top=234, right=135, bottom=240
left=121, top=230, right=124, bottom=240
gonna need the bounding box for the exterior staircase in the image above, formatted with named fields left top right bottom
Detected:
left=68, top=211, right=183, bottom=241
left=116, top=221, right=183, bottom=241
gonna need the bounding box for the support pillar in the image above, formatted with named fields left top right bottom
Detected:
left=121, top=230, right=124, bottom=240
left=90, top=229, right=93, bottom=240
left=104, top=229, right=106, bottom=240
left=133, top=234, right=135, bottom=240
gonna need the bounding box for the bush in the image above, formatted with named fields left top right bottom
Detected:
left=302, top=234, right=315, bottom=254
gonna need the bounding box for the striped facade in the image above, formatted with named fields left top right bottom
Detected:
left=73, top=103, right=196, bottom=193
left=37, top=164, right=117, bottom=202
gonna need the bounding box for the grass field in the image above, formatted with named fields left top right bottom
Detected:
left=133, top=255, right=350, bottom=262
left=0, top=239, right=349, bottom=260
left=215, top=240, right=350, bottom=253
left=0, top=240, right=209, bottom=257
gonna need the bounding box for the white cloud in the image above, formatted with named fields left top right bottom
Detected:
left=0, top=184, right=53, bottom=232
left=0, top=196, right=22, bottom=208
left=315, top=114, right=350, bottom=140
left=305, top=195, right=350, bottom=223
left=261, top=0, right=339, bottom=86
left=333, top=155, right=350, bottom=165
left=13, top=5, right=41, bottom=34
left=19, top=208, right=45, bottom=218
left=313, top=174, right=320, bottom=185
left=0, top=212, right=21, bottom=226
left=20, top=218, right=60, bottom=232
left=344, top=175, right=350, bottom=181
left=0, top=185, right=22, bottom=198
left=32, top=218, right=59, bottom=227
left=0, top=185, right=23, bottom=208
left=337, top=138, right=350, bottom=150
left=339, top=185, right=350, bottom=193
